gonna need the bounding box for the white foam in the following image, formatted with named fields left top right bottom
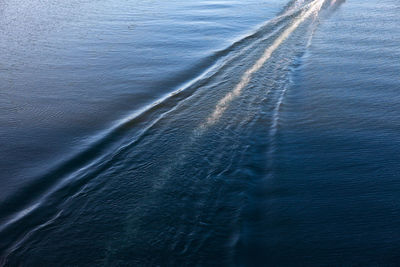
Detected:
left=200, top=0, right=326, bottom=130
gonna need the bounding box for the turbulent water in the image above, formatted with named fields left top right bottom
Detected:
left=1, top=0, right=400, bottom=265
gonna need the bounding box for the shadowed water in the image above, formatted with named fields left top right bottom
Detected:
left=1, top=0, right=400, bottom=265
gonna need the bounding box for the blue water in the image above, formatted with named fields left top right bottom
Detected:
left=1, top=0, right=400, bottom=265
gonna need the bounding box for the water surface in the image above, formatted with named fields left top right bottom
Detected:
left=1, top=0, right=400, bottom=265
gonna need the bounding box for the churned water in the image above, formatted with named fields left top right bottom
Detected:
left=1, top=0, right=399, bottom=265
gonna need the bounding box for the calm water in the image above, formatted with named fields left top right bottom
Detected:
left=1, top=0, right=400, bottom=265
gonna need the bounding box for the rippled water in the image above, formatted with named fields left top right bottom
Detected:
left=1, top=0, right=400, bottom=265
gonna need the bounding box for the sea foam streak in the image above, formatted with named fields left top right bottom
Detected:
left=199, top=0, right=326, bottom=130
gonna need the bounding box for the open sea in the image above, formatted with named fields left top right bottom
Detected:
left=1, top=0, right=400, bottom=265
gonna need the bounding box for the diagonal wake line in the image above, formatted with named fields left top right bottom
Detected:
left=198, top=0, right=326, bottom=131
left=0, top=0, right=323, bottom=246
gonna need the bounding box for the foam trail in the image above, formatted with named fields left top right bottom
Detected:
left=267, top=0, right=325, bottom=170
left=200, top=0, right=325, bottom=130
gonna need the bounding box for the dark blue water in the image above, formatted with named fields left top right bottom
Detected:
left=1, top=0, right=400, bottom=265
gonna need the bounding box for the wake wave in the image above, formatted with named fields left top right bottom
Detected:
left=0, top=0, right=343, bottom=263
left=0, top=0, right=317, bottom=231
